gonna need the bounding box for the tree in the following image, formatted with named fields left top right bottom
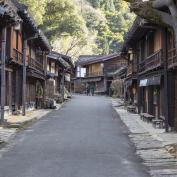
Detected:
left=41, top=0, right=87, bottom=41
left=19, top=0, right=135, bottom=57
left=124, top=0, right=177, bottom=51
left=91, top=0, right=134, bottom=54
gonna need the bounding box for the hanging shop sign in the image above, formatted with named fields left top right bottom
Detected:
left=139, top=75, right=161, bottom=87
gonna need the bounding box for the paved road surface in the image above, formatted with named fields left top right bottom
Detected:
left=0, top=95, right=150, bottom=177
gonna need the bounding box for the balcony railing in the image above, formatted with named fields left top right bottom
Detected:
left=85, top=71, right=104, bottom=77
left=12, top=48, right=23, bottom=64
left=168, top=48, right=177, bottom=68
left=139, top=49, right=163, bottom=73
left=27, top=57, right=44, bottom=73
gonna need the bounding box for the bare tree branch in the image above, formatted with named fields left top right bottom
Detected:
left=65, top=37, right=83, bottom=56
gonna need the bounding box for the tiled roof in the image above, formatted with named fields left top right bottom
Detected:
left=48, top=51, right=71, bottom=68
left=76, top=54, right=120, bottom=66
left=0, top=0, right=21, bottom=23
left=76, top=55, right=100, bottom=65
left=122, top=16, right=157, bottom=53
left=51, top=51, right=74, bottom=68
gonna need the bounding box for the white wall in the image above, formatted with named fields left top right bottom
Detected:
left=76, top=66, right=86, bottom=78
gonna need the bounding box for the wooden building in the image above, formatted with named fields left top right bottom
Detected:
left=46, top=52, right=74, bottom=103
left=123, top=16, right=177, bottom=131
left=0, top=0, right=22, bottom=117
left=46, top=52, right=68, bottom=100
left=75, top=54, right=127, bottom=94
left=12, top=0, right=50, bottom=112
left=26, top=31, right=50, bottom=110
left=123, top=17, right=165, bottom=117
left=0, top=0, right=51, bottom=118
left=60, top=54, right=74, bottom=94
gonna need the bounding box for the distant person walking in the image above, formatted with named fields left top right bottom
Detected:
left=90, top=84, right=96, bottom=96
left=86, top=84, right=90, bottom=96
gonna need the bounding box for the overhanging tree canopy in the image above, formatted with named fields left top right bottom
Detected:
left=124, top=0, right=177, bottom=49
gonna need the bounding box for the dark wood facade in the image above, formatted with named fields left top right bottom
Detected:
left=46, top=52, right=73, bottom=101
left=75, top=54, right=127, bottom=94
left=0, top=0, right=22, bottom=116
left=123, top=16, right=177, bottom=131
left=0, top=0, right=50, bottom=117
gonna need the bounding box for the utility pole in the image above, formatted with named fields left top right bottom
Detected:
left=22, top=37, right=27, bottom=116
left=1, top=27, right=7, bottom=124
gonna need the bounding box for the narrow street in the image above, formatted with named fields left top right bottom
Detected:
left=0, top=95, right=149, bottom=177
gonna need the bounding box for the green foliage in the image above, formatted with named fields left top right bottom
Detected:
left=19, top=0, right=135, bottom=59
left=41, top=0, right=87, bottom=41
left=87, top=0, right=135, bottom=54
left=19, top=0, right=47, bottom=24
left=111, top=79, right=124, bottom=98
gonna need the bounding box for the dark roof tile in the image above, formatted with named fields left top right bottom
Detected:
left=76, top=54, right=120, bottom=66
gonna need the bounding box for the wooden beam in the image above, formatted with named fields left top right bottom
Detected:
left=8, top=71, right=12, bottom=113
left=43, top=52, right=47, bottom=107
left=15, top=69, right=19, bottom=111
left=22, top=39, right=27, bottom=116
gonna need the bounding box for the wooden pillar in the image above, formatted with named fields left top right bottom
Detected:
left=123, top=82, right=126, bottom=102
left=1, top=27, right=7, bottom=124
left=43, top=52, right=47, bottom=107
left=22, top=39, right=27, bottom=116
left=137, top=72, right=141, bottom=113
left=163, top=28, right=169, bottom=132
left=15, top=69, right=19, bottom=110
left=104, top=76, right=107, bottom=94
left=69, top=77, right=72, bottom=94
left=8, top=71, right=12, bottom=113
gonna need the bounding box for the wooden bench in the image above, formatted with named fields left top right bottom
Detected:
left=140, top=113, right=155, bottom=123
left=152, top=116, right=165, bottom=129
left=127, top=106, right=136, bottom=113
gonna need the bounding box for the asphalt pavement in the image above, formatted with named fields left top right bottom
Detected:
left=0, top=95, right=150, bottom=177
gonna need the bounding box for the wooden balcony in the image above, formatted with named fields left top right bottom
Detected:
left=168, top=48, right=177, bottom=69
left=85, top=71, right=104, bottom=77
left=27, top=57, right=44, bottom=73
left=12, top=49, right=23, bottom=64
left=105, top=64, right=124, bottom=73
left=139, top=49, right=163, bottom=73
